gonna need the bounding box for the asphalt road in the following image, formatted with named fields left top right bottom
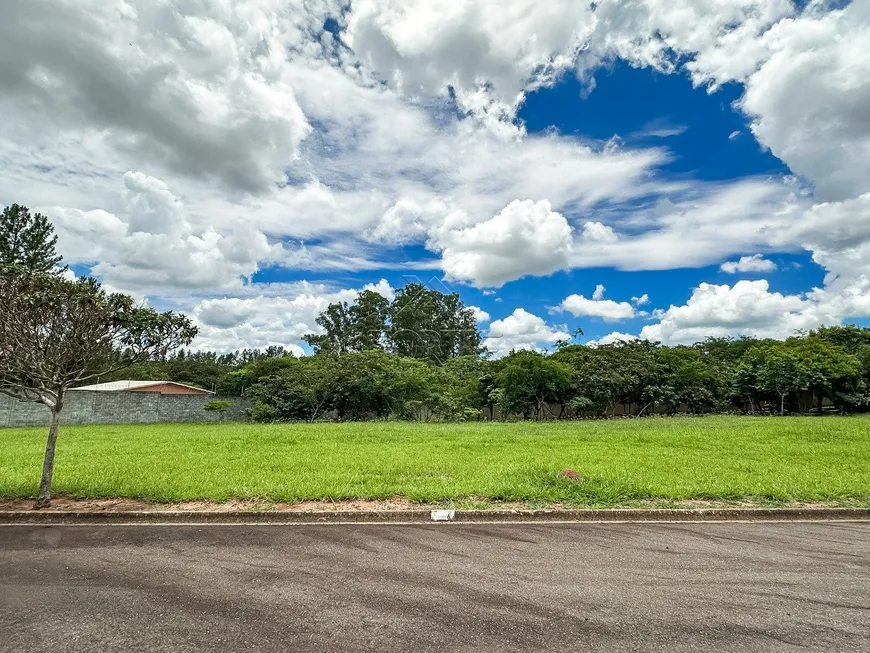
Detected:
left=1, top=522, right=868, bottom=652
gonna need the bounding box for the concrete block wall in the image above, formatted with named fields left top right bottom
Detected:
left=0, top=392, right=250, bottom=427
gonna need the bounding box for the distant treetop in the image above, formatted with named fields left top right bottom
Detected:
left=0, top=203, right=63, bottom=274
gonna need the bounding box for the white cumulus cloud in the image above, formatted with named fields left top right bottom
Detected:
left=468, top=306, right=491, bottom=323
left=738, top=1, right=870, bottom=202
left=46, top=172, right=286, bottom=294
left=0, top=0, right=316, bottom=194
left=720, top=254, right=777, bottom=274
left=483, top=309, right=570, bottom=358
left=580, top=221, right=620, bottom=244
left=557, top=285, right=636, bottom=321
left=639, top=280, right=826, bottom=345
left=2, top=1, right=870, bottom=352
left=587, top=332, right=639, bottom=347
left=435, top=199, right=574, bottom=288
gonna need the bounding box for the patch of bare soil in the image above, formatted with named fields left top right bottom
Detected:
left=0, top=496, right=434, bottom=513
left=0, top=496, right=850, bottom=512
left=652, top=498, right=838, bottom=510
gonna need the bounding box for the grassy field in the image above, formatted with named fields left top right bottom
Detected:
left=1, top=416, right=869, bottom=507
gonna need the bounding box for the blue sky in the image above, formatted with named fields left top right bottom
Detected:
left=247, top=56, right=830, bottom=349
left=2, top=1, right=869, bottom=355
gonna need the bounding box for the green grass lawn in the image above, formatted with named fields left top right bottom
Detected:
left=1, top=416, right=869, bottom=507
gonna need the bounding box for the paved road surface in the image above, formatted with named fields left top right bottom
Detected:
left=1, top=522, right=868, bottom=652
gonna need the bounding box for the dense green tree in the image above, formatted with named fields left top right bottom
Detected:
left=494, top=350, right=574, bottom=420
left=387, top=283, right=481, bottom=363
left=235, top=325, right=870, bottom=422
left=247, top=357, right=337, bottom=422
left=304, top=290, right=393, bottom=356
left=756, top=348, right=809, bottom=415
left=608, top=340, right=666, bottom=415
left=551, top=345, right=622, bottom=417
left=304, top=300, right=354, bottom=355
left=439, top=291, right=483, bottom=359
left=224, top=355, right=301, bottom=396
left=553, top=342, right=667, bottom=417
left=808, top=325, right=870, bottom=354
left=246, top=353, right=486, bottom=423
left=656, top=346, right=724, bottom=415
left=430, top=356, right=492, bottom=420
left=83, top=291, right=870, bottom=423
left=785, top=338, right=863, bottom=413
left=349, top=289, right=389, bottom=352
left=733, top=349, right=764, bottom=414
left=304, top=282, right=482, bottom=362
left=695, top=336, right=769, bottom=364
left=329, top=350, right=435, bottom=420
left=732, top=340, right=862, bottom=415
left=0, top=204, right=63, bottom=275
left=387, top=283, right=438, bottom=360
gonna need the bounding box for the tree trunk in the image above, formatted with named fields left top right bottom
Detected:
left=36, top=407, right=62, bottom=508
left=780, top=393, right=786, bottom=416
left=637, top=402, right=653, bottom=418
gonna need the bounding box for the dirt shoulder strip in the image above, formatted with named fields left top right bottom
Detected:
left=1, top=507, right=868, bottom=525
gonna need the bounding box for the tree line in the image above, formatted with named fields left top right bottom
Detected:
left=59, top=235, right=870, bottom=422
left=233, top=326, right=870, bottom=422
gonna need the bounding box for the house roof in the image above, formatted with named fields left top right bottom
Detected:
left=69, top=380, right=214, bottom=394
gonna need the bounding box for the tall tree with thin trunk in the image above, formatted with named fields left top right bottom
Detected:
left=0, top=271, right=197, bottom=507
left=0, top=204, right=63, bottom=274
left=757, top=349, right=808, bottom=416
left=349, top=289, right=389, bottom=352
left=303, top=300, right=353, bottom=355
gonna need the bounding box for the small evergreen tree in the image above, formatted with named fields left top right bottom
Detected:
left=0, top=204, right=63, bottom=274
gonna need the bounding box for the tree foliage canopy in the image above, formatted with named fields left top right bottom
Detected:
left=304, top=282, right=481, bottom=363
left=237, top=327, right=870, bottom=422
left=0, top=270, right=197, bottom=408
left=0, top=204, right=63, bottom=274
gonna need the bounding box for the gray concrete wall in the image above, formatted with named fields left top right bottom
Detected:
left=0, top=392, right=250, bottom=427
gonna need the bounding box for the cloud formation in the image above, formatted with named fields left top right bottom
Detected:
left=557, top=285, right=637, bottom=321
left=46, top=172, right=287, bottom=293
left=1, top=1, right=869, bottom=351
left=193, top=279, right=395, bottom=352
left=0, top=0, right=317, bottom=194
left=639, top=280, right=825, bottom=345
left=483, top=309, right=570, bottom=358
left=435, top=200, right=574, bottom=288
left=720, top=255, right=777, bottom=274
